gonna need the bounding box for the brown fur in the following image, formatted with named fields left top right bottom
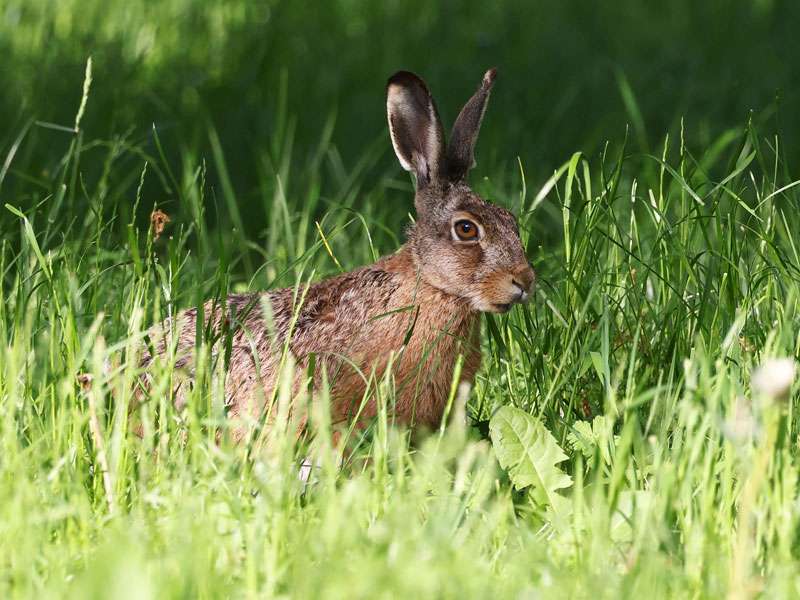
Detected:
left=138, top=69, right=534, bottom=442
left=141, top=244, right=480, bottom=440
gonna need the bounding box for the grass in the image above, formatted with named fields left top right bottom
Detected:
left=4, top=2, right=800, bottom=598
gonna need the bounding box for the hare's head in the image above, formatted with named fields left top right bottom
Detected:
left=387, top=69, right=535, bottom=314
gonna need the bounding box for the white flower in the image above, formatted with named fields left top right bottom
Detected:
left=751, top=358, right=796, bottom=401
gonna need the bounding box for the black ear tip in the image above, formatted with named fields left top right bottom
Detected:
left=483, top=68, right=498, bottom=87
left=387, top=70, right=429, bottom=92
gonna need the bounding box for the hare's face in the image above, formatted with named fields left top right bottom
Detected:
left=387, top=69, right=534, bottom=313
left=413, top=183, right=535, bottom=313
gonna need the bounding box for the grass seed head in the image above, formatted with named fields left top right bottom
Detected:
left=150, top=209, right=171, bottom=240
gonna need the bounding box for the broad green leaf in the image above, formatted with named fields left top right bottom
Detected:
left=567, top=416, right=619, bottom=465
left=567, top=420, right=596, bottom=459
left=489, top=406, right=572, bottom=509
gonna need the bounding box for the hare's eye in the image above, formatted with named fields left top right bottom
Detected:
left=454, top=219, right=479, bottom=241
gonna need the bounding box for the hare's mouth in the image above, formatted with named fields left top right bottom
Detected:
left=492, top=303, right=512, bottom=313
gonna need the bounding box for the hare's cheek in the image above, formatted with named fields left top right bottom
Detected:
left=453, top=243, right=485, bottom=274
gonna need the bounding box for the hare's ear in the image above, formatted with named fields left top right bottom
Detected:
left=386, top=71, right=445, bottom=187
left=445, top=68, right=497, bottom=182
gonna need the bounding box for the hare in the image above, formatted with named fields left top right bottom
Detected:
left=139, top=69, right=535, bottom=442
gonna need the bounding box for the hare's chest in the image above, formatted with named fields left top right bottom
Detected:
left=392, top=313, right=481, bottom=426
left=333, top=304, right=480, bottom=427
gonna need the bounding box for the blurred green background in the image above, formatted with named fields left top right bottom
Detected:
left=3, top=0, right=798, bottom=240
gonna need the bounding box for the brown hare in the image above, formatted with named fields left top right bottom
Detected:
left=140, top=69, right=535, bottom=441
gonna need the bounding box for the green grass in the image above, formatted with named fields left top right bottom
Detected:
left=4, top=2, right=800, bottom=598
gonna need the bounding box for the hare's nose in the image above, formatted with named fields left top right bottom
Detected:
left=511, top=280, right=527, bottom=303
left=511, top=264, right=536, bottom=299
